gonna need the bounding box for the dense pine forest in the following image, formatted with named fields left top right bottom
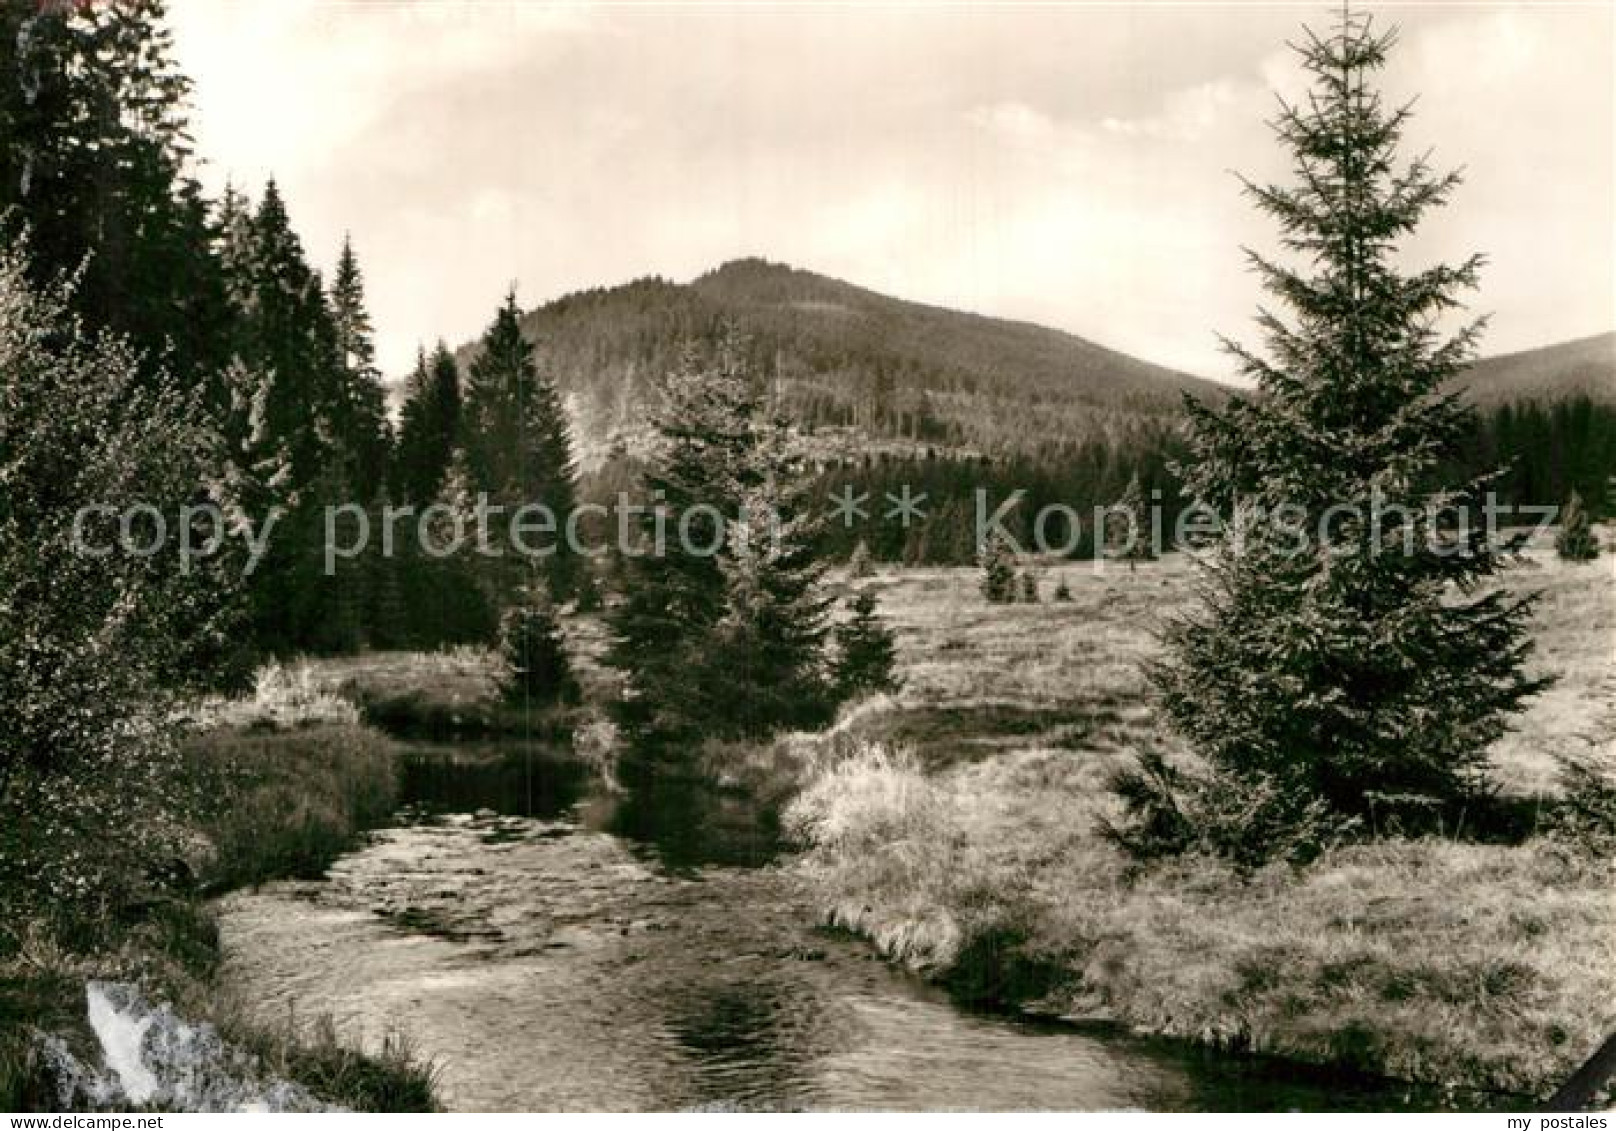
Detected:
left=2, top=0, right=1609, bottom=671
left=3, top=0, right=1616, bottom=1115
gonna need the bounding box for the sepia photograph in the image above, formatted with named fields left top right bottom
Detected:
left=0, top=0, right=1613, bottom=1117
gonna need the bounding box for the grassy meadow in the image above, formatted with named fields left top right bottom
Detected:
left=787, top=533, right=1616, bottom=1099
left=11, top=535, right=1604, bottom=1108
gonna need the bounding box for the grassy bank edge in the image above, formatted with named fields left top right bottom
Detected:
left=780, top=731, right=1613, bottom=1108
left=1, top=717, right=439, bottom=1112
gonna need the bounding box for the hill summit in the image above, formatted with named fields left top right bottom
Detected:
left=454, top=258, right=1613, bottom=469
left=461, top=257, right=1225, bottom=467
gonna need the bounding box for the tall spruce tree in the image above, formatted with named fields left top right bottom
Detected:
left=221, top=180, right=365, bottom=652
left=394, top=347, right=434, bottom=501
left=395, top=342, right=464, bottom=507
left=605, top=336, right=758, bottom=765
left=328, top=235, right=391, bottom=498
left=0, top=0, right=234, bottom=396
left=713, top=423, right=836, bottom=735
left=1133, top=9, right=1546, bottom=846
left=230, top=180, right=348, bottom=481
left=605, top=329, right=838, bottom=777
left=463, top=291, right=579, bottom=599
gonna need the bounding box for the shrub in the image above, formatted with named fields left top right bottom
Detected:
left=0, top=735, right=198, bottom=953
left=498, top=590, right=579, bottom=706
left=1103, top=472, right=1154, bottom=569
left=573, top=717, right=623, bottom=791
left=1052, top=577, right=1073, bottom=602
left=978, top=533, right=1017, bottom=604
left=1019, top=572, right=1039, bottom=603
left=785, top=745, right=964, bottom=969
left=786, top=742, right=1031, bottom=981
left=0, top=239, right=236, bottom=942
left=1544, top=754, right=1616, bottom=856
left=847, top=540, right=874, bottom=579
left=573, top=573, right=604, bottom=612
left=1105, top=751, right=1358, bottom=870
left=1556, top=491, right=1599, bottom=562
left=185, top=662, right=362, bottom=732
left=833, top=590, right=900, bottom=699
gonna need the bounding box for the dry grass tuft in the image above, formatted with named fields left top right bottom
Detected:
left=183, top=661, right=362, bottom=732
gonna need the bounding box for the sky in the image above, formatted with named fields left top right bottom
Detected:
left=167, top=1, right=1616, bottom=383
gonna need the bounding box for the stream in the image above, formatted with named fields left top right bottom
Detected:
left=217, top=743, right=1431, bottom=1112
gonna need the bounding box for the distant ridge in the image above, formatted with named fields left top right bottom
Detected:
left=1455, top=331, right=1616, bottom=407
left=448, top=257, right=1612, bottom=468
left=459, top=257, right=1226, bottom=467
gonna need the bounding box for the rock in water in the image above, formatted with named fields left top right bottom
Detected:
left=38, top=981, right=338, bottom=1112
left=87, top=984, right=160, bottom=1104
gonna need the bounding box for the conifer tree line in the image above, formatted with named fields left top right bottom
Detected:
left=0, top=0, right=1605, bottom=689
left=1452, top=395, right=1616, bottom=518
left=599, top=388, right=1616, bottom=574
left=0, top=0, right=587, bottom=664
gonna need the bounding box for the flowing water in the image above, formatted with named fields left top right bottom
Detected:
left=217, top=744, right=1428, bottom=1112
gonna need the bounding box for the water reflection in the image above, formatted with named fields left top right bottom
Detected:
left=399, top=745, right=786, bottom=871
left=661, top=982, right=827, bottom=1110
left=399, top=743, right=587, bottom=821
left=609, top=782, right=783, bottom=871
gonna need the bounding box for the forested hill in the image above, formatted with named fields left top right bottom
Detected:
left=1455, top=332, right=1616, bottom=407
left=455, top=257, right=1228, bottom=467
left=449, top=257, right=1613, bottom=490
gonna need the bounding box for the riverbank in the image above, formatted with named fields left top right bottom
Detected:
left=218, top=752, right=1440, bottom=1111
left=784, top=550, right=1616, bottom=1102
left=295, top=625, right=616, bottom=742
left=1, top=674, right=439, bottom=1111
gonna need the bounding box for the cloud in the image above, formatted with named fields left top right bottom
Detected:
left=969, top=101, right=1061, bottom=143
left=1101, top=78, right=1247, bottom=141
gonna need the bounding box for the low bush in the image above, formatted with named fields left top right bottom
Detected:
left=183, top=723, right=397, bottom=892
left=183, top=662, right=361, bottom=732
left=1544, top=754, right=1616, bottom=856
left=1104, top=750, right=1359, bottom=870
left=787, top=742, right=990, bottom=972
